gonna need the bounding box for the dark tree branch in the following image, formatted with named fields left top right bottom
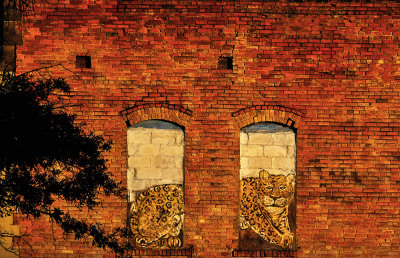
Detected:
left=0, top=72, right=131, bottom=255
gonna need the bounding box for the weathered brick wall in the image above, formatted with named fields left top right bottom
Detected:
left=14, top=0, right=400, bottom=257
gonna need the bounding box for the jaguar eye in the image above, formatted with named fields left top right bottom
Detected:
left=279, top=186, right=286, bottom=190
left=266, top=186, right=273, bottom=190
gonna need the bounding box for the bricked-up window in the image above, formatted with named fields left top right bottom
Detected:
left=239, top=123, right=296, bottom=251
left=76, top=56, right=91, bottom=68
left=127, top=120, right=185, bottom=249
left=218, top=56, right=233, bottom=70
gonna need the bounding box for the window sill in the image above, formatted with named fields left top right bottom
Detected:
left=128, top=245, right=193, bottom=257
left=232, top=249, right=297, bottom=257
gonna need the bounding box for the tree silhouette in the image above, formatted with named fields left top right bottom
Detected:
left=0, top=72, right=129, bottom=254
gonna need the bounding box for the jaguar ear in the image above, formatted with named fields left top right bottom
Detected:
left=259, top=170, right=270, bottom=180
left=287, top=174, right=294, bottom=184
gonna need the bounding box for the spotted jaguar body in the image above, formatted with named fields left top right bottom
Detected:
left=240, top=170, right=295, bottom=249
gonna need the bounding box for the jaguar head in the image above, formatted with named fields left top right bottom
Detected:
left=258, top=170, right=294, bottom=208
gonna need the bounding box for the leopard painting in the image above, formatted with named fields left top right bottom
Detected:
left=129, top=184, right=184, bottom=248
left=240, top=170, right=295, bottom=249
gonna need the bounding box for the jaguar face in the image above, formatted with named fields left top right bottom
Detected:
left=258, top=170, right=294, bottom=207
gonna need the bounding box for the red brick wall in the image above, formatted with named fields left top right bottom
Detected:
left=15, top=0, right=400, bottom=257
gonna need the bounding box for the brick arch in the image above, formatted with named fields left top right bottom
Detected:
left=232, top=105, right=303, bottom=129
left=120, top=103, right=192, bottom=128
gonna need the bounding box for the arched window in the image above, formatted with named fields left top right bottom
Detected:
left=239, top=122, right=296, bottom=250
left=127, top=120, right=184, bottom=249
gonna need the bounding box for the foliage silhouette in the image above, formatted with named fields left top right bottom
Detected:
left=0, top=72, right=130, bottom=254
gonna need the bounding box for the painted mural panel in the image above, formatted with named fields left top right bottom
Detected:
left=239, top=123, right=296, bottom=250
left=129, top=184, right=184, bottom=248
left=127, top=120, right=184, bottom=248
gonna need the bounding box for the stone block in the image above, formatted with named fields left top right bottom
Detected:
left=127, top=144, right=139, bottom=156
left=127, top=168, right=136, bottom=181
left=240, top=157, right=248, bottom=168
left=160, top=145, right=184, bottom=156
left=175, top=132, right=184, bottom=144
left=128, top=156, right=152, bottom=168
left=136, top=167, right=162, bottom=179
left=162, top=168, right=184, bottom=182
left=272, top=157, right=296, bottom=170
left=151, top=130, right=178, bottom=145
left=154, top=156, right=183, bottom=168
left=287, top=146, right=296, bottom=157
left=247, top=157, right=272, bottom=169
left=263, top=146, right=287, bottom=157
left=272, top=132, right=295, bottom=146
left=127, top=129, right=151, bottom=145
left=248, top=132, right=274, bottom=145
left=240, top=145, right=263, bottom=156
left=240, top=168, right=261, bottom=178
left=265, top=168, right=292, bottom=176
left=240, top=132, right=248, bottom=144
left=138, top=144, right=160, bottom=156
left=128, top=179, right=154, bottom=193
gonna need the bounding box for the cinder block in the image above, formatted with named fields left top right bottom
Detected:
left=247, top=157, right=272, bottom=168
left=240, top=144, right=263, bottom=156
left=175, top=132, right=184, bottom=144
left=128, top=156, right=152, bottom=168
left=162, top=168, right=184, bottom=181
left=127, top=144, right=139, bottom=156
left=128, top=179, right=154, bottom=193
left=152, top=130, right=178, bottom=145
left=240, top=168, right=262, bottom=179
left=136, top=167, right=162, bottom=179
left=138, top=144, right=160, bottom=156
left=265, top=168, right=295, bottom=176
left=287, top=146, right=296, bottom=157
left=272, top=157, right=296, bottom=170
left=127, top=129, right=151, bottom=145
left=160, top=145, right=184, bottom=156
left=240, top=132, right=248, bottom=144
left=240, top=157, right=248, bottom=168
left=263, top=146, right=287, bottom=157
left=272, top=132, right=295, bottom=146
left=154, top=156, right=183, bottom=168
left=248, top=133, right=274, bottom=145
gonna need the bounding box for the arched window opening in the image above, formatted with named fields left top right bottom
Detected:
left=239, top=122, right=296, bottom=251
left=127, top=120, right=184, bottom=249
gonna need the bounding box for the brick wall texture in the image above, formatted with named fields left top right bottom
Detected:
left=14, top=0, right=400, bottom=257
